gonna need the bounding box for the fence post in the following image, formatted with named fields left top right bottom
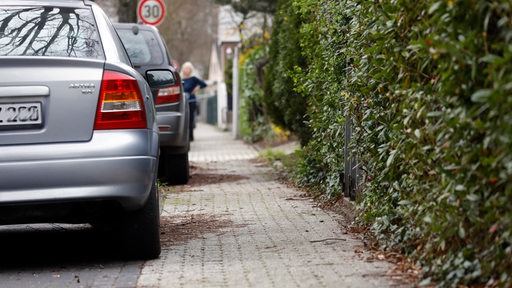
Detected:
left=344, top=117, right=358, bottom=201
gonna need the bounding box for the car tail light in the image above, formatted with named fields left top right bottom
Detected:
left=94, top=70, right=147, bottom=130
left=155, top=84, right=182, bottom=105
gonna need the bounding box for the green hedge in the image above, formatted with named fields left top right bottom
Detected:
left=263, top=0, right=311, bottom=146
left=239, top=38, right=271, bottom=143
left=264, top=0, right=512, bottom=286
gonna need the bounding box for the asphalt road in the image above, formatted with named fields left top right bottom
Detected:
left=0, top=123, right=413, bottom=288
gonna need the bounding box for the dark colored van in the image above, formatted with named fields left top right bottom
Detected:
left=115, top=23, right=190, bottom=185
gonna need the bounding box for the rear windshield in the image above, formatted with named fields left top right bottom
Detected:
left=116, top=28, right=164, bottom=66
left=0, top=6, right=104, bottom=58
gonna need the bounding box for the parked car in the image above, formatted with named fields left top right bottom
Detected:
left=114, top=23, right=190, bottom=185
left=0, top=0, right=162, bottom=259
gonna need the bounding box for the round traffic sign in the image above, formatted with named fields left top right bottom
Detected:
left=137, top=0, right=166, bottom=26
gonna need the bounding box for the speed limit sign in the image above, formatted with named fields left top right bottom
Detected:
left=137, top=0, right=166, bottom=26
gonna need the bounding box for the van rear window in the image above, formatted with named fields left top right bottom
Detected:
left=116, top=29, right=164, bottom=66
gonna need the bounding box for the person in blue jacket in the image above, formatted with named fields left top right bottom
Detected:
left=181, top=61, right=207, bottom=141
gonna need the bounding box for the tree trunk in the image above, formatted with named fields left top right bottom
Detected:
left=118, top=0, right=138, bottom=23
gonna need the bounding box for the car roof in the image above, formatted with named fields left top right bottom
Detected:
left=114, top=22, right=160, bottom=32
left=2, top=0, right=88, bottom=2
left=1, top=0, right=91, bottom=8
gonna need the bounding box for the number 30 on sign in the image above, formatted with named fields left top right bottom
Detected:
left=137, top=0, right=166, bottom=26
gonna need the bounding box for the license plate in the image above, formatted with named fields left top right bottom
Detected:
left=0, top=102, right=42, bottom=127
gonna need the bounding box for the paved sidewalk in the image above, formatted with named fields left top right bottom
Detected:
left=188, top=124, right=260, bottom=162
left=138, top=123, right=411, bottom=288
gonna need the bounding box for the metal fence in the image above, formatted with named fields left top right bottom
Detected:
left=343, top=118, right=362, bottom=201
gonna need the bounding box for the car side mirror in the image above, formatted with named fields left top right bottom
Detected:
left=146, top=70, right=176, bottom=88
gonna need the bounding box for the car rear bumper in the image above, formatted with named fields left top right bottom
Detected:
left=156, top=111, right=188, bottom=150
left=0, top=130, right=159, bottom=211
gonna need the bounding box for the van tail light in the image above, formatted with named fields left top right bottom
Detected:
left=94, top=70, right=147, bottom=130
left=155, top=84, right=182, bottom=105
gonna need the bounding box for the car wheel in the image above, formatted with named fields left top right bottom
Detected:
left=169, top=153, right=190, bottom=185
left=159, top=151, right=189, bottom=185
left=118, top=180, right=161, bottom=260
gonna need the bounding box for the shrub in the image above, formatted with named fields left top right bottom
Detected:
left=263, top=0, right=311, bottom=146
left=265, top=0, right=512, bottom=286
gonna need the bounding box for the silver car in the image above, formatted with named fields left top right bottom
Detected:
left=0, top=0, right=161, bottom=259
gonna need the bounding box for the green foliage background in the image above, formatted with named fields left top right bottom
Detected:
left=260, top=0, right=512, bottom=286
left=239, top=38, right=270, bottom=143
left=263, top=0, right=311, bottom=146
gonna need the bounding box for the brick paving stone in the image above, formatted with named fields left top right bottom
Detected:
left=138, top=123, right=412, bottom=288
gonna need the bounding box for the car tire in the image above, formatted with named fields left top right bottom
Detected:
left=158, top=151, right=189, bottom=185
left=118, top=180, right=161, bottom=260
left=170, top=153, right=190, bottom=185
